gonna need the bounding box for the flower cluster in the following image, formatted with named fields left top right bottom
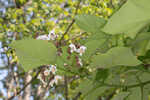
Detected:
left=37, top=65, right=62, bottom=87
left=69, top=43, right=87, bottom=67
left=69, top=43, right=87, bottom=56
left=36, top=31, right=57, bottom=40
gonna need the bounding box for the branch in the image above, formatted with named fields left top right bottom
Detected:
left=73, top=92, right=82, bottom=100
left=59, top=0, right=82, bottom=45
left=64, top=76, right=69, bottom=100
left=7, top=67, right=43, bottom=100
left=38, top=75, right=54, bottom=100
left=13, top=0, right=32, bottom=9
left=23, top=71, right=32, bottom=100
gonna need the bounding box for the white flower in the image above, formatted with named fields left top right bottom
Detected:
left=76, top=46, right=87, bottom=56
left=69, top=43, right=77, bottom=53
left=44, top=69, right=50, bottom=76
left=49, top=65, right=57, bottom=74
left=49, top=75, right=62, bottom=87
left=54, top=75, right=62, bottom=84
left=49, top=79, right=55, bottom=87
left=36, top=35, right=50, bottom=40
left=48, top=32, right=57, bottom=40
left=78, top=58, right=83, bottom=66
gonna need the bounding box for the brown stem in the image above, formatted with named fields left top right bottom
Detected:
left=64, top=76, right=69, bottom=100
left=73, top=92, right=82, bottom=100
left=59, top=0, right=82, bottom=45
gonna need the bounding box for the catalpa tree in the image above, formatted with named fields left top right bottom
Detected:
left=1, top=0, right=150, bottom=100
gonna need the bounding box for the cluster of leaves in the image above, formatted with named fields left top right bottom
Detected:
left=4, top=0, right=150, bottom=100
left=74, top=0, right=150, bottom=100
left=1, top=0, right=121, bottom=99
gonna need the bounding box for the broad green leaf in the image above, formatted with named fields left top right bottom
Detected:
left=10, top=38, right=57, bottom=71
left=75, top=14, right=110, bottom=60
left=76, top=79, right=110, bottom=100
left=85, top=86, right=109, bottom=100
left=92, top=47, right=141, bottom=68
left=111, top=92, right=129, bottom=100
left=143, top=84, right=150, bottom=100
left=75, top=14, right=106, bottom=33
left=76, top=79, right=94, bottom=95
left=123, top=72, right=139, bottom=86
left=102, top=0, right=150, bottom=38
left=139, top=72, right=150, bottom=82
left=94, top=69, right=109, bottom=82
left=127, top=88, right=141, bottom=100
left=81, top=31, right=110, bottom=60
left=131, top=32, right=150, bottom=56
left=83, top=38, right=107, bottom=60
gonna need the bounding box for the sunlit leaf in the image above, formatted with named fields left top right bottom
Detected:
left=10, top=38, right=57, bottom=71
left=102, top=0, right=150, bottom=38
left=92, top=47, right=141, bottom=68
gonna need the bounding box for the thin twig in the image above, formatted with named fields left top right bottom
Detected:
left=59, top=0, right=82, bottom=45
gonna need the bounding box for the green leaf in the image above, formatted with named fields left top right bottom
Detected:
left=102, top=0, right=150, bottom=38
left=75, top=14, right=110, bottom=60
left=143, top=84, right=150, bottom=100
left=83, top=38, right=107, bottom=60
left=127, top=88, right=141, bottom=100
left=94, top=69, right=109, bottom=82
left=76, top=79, right=94, bottom=95
left=111, top=92, right=129, bottom=100
left=139, top=72, right=150, bottom=82
left=85, top=86, right=109, bottom=100
left=10, top=38, right=57, bottom=71
left=81, top=31, right=110, bottom=60
left=92, top=47, right=141, bottom=68
left=121, top=69, right=139, bottom=86
left=76, top=79, right=110, bottom=100
left=131, top=32, right=150, bottom=56
left=75, top=14, right=106, bottom=33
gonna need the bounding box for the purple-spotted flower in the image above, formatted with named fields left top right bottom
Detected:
left=43, top=69, right=50, bottom=76
left=49, top=65, right=57, bottom=74
left=49, top=75, right=62, bottom=87
left=48, top=32, right=57, bottom=40
left=69, top=43, right=77, bottom=53
left=36, top=35, right=50, bottom=40
left=76, top=46, right=87, bottom=56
